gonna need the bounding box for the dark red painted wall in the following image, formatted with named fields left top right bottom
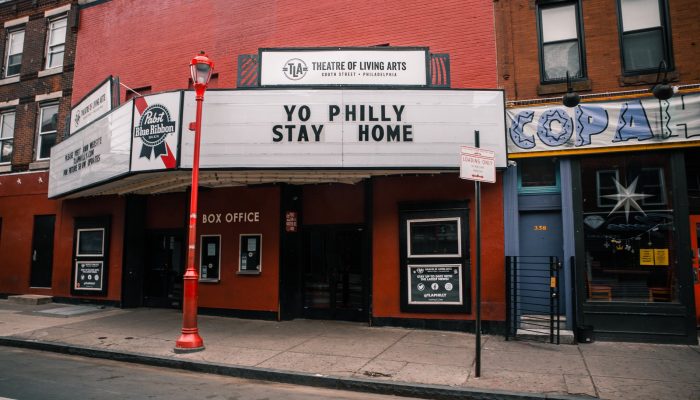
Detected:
left=73, top=0, right=498, bottom=103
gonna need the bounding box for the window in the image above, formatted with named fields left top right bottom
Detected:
left=518, top=158, right=560, bottom=194
left=582, top=154, right=676, bottom=303
left=37, top=103, right=58, bottom=160
left=537, top=1, right=585, bottom=82
left=0, top=111, right=14, bottom=163
left=618, top=0, right=671, bottom=74
left=45, top=17, right=66, bottom=69
left=4, top=29, right=23, bottom=77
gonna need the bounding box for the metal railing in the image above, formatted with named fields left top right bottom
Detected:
left=505, top=256, right=562, bottom=344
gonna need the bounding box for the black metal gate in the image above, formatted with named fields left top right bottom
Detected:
left=505, top=256, right=562, bottom=344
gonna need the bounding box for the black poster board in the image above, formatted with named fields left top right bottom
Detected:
left=199, top=235, right=221, bottom=282
left=74, top=261, right=104, bottom=291
left=239, top=234, right=262, bottom=274
left=408, top=264, right=462, bottom=305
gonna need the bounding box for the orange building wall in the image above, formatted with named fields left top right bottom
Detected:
left=190, top=186, right=280, bottom=312
left=303, top=183, right=364, bottom=225
left=372, top=173, right=505, bottom=321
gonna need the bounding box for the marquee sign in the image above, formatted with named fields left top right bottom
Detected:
left=181, top=89, right=507, bottom=169
left=507, top=92, right=700, bottom=156
left=259, top=48, right=429, bottom=87
left=70, top=76, right=115, bottom=135
left=130, top=92, right=181, bottom=172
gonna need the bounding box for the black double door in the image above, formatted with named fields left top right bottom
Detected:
left=143, top=231, right=184, bottom=308
left=302, top=225, right=367, bottom=321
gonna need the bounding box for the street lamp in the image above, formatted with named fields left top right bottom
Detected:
left=175, top=51, right=214, bottom=353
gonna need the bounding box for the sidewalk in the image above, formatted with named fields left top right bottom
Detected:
left=0, top=300, right=698, bottom=400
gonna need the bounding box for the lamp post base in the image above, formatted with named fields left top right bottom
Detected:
left=174, top=332, right=204, bottom=353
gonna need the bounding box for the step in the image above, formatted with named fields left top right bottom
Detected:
left=515, top=328, right=576, bottom=345
left=7, top=295, right=53, bottom=305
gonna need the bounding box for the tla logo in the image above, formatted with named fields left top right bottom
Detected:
left=134, top=104, right=176, bottom=159
left=282, top=58, right=308, bottom=80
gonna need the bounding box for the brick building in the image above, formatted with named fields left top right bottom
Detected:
left=0, top=0, right=77, bottom=293
left=1, top=0, right=510, bottom=338
left=497, top=0, right=700, bottom=343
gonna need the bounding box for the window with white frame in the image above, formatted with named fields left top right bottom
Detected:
left=4, top=29, right=24, bottom=78
left=596, top=170, right=620, bottom=208
left=45, top=17, right=66, bottom=69
left=37, top=103, right=58, bottom=160
left=537, top=1, right=585, bottom=82
left=0, top=111, right=14, bottom=163
left=618, top=0, right=671, bottom=74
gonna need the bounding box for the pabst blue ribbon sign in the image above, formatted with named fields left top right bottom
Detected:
left=506, top=92, right=700, bottom=155
left=131, top=92, right=181, bottom=171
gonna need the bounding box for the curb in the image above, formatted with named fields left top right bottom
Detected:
left=0, top=337, right=593, bottom=400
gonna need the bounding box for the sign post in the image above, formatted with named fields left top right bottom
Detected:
left=460, top=131, right=496, bottom=378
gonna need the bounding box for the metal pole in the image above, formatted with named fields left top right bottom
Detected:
left=175, top=90, right=205, bottom=353
left=474, top=130, right=482, bottom=378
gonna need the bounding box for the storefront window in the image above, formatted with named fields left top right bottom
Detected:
left=581, top=154, right=676, bottom=303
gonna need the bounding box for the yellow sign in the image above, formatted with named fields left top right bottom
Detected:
left=654, top=249, right=669, bottom=266
left=640, top=249, right=654, bottom=266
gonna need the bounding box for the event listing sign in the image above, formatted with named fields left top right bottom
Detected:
left=259, top=48, right=429, bottom=86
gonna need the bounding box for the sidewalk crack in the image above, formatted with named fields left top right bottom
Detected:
left=578, top=346, right=600, bottom=399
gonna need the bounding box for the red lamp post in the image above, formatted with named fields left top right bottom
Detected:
left=175, top=51, right=214, bottom=353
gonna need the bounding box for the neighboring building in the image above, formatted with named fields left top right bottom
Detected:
left=1, top=0, right=509, bottom=334
left=0, top=0, right=77, bottom=292
left=496, top=0, right=700, bottom=343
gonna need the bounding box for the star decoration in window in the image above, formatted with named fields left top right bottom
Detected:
left=602, top=177, right=652, bottom=222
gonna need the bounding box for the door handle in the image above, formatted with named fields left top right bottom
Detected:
left=32, top=250, right=37, bottom=261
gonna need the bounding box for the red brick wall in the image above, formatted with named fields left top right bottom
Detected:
left=73, top=0, right=498, bottom=103
left=495, top=0, right=700, bottom=101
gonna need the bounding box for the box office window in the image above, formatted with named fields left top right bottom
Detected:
left=617, top=0, right=672, bottom=75
left=239, top=234, right=262, bottom=274
left=399, top=203, right=469, bottom=313
left=537, top=1, right=585, bottom=82
left=581, top=154, right=677, bottom=303
left=199, top=235, right=220, bottom=282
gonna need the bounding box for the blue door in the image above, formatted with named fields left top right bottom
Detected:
left=518, top=211, right=565, bottom=313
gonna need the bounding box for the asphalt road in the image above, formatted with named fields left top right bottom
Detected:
left=0, top=346, right=419, bottom=400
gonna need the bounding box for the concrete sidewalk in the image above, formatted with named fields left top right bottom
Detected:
left=0, top=300, right=698, bottom=400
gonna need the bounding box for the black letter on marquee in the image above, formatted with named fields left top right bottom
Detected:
left=272, top=125, right=283, bottom=142
left=284, top=105, right=296, bottom=121
left=329, top=105, right=340, bottom=121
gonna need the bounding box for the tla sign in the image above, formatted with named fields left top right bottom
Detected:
left=259, top=47, right=429, bottom=87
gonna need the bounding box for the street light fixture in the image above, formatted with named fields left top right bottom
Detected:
left=175, top=51, right=214, bottom=353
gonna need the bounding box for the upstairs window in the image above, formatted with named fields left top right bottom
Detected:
left=4, top=29, right=24, bottom=78
left=0, top=111, right=14, bottom=163
left=37, top=103, right=58, bottom=160
left=537, top=1, right=585, bottom=83
left=45, top=17, right=66, bottom=69
left=618, top=0, right=671, bottom=74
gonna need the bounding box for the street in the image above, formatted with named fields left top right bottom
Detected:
left=0, top=347, right=418, bottom=400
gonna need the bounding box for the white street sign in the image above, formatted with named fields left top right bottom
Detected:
left=460, top=146, right=496, bottom=183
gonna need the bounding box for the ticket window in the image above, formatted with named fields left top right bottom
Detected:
left=239, top=234, right=262, bottom=275
left=199, top=235, right=221, bottom=282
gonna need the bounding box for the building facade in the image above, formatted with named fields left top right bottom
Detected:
left=497, top=0, right=700, bottom=343
left=1, top=0, right=510, bottom=333
left=0, top=0, right=77, bottom=293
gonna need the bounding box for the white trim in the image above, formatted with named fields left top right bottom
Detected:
left=45, top=4, right=71, bottom=17
left=4, top=16, right=28, bottom=28
left=35, top=91, right=62, bottom=102
left=406, top=217, right=462, bottom=258
left=238, top=234, right=262, bottom=273
left=0, top=76, right=19, bottom=86
left=199, top=234, right=221, bottom=282
left=0, top=99, right=18, bottom=108
left=596, top=169, right=620, bottom=208
left=38, top=66, right=63, bottom=78
left=0, top=164, right=10, bottom=172
left=76, top=228, right=105, bottom=257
